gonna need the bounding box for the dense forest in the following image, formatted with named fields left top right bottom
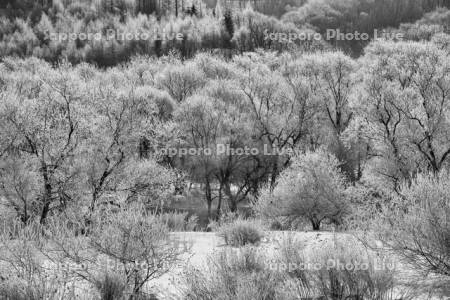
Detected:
left=0, top=0, right=449, bottom=66
left=0, top=0, right=449, bottom=299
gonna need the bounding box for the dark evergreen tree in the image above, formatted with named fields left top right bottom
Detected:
left=185, top=4, right=198, bottom=16
left=223, top=9, right=234, bottom=38
left=190, top=4, right=197, bottom=16
left=222, top=8, right=234, bottom=50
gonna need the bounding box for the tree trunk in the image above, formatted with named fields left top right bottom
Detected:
left=223, top=183, right=238, bottom=212
left=229, top=201, right=237, bottom=212
left=40, top=163, right=52, bottom=224
left=90, top=191, right=99, bottom=213
left=205, top=178, right=213, bottom=218
left=207, top=201, right=212, bottom=218
left=216, top=183, right=223, bottom=220
left=270, top=160, right=278, bottom=191
left=311, top=219, right=321, bottom=231
left=18, top=203, right=30, bottom=224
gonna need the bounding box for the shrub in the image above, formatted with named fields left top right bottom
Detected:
left=268, top=217, right=311, bottom=231
left=207, top=211, right=240, bottom=232
left=18, top=204, right=189, bottom=299
left=369, top=171, right=450, bottom=279
left=278, top=235, right=309, bottom=287
left=0, top=220, right=77, bottom=300
left=0, top=281, right=58, bottom=300
left=158, top=211, right=199, bottom=232
left=278, top=236, right=406, bottom=300
left=217, top=219, right=264, bottom=247
left=183, top=247, right=280, bottom=300
left=88, top=205, right=186, bottom=296
left=432, top=33, right=450, bottom=51
left=310, top=242, right=399, bottom=300
left=255, top=149, right=350, bottom=231
left=95, top=272, right=127, bottom=300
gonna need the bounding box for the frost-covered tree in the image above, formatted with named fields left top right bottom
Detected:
left=256, top=149, right=349, bottom=230
left=237, top=55, right=321, bottom=188
left=292, top=52, right=363, bottom=180
left=0, top=59, right=88, bottom=223
left=296, top=52, right=356, bottom=136
left=174, top=95, right=223, bottom=217
left=0, top=59, right=176, bottom=223
left=157, top=62, right=206, bottom=102
left=355, top=40, right=450, bottom=190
